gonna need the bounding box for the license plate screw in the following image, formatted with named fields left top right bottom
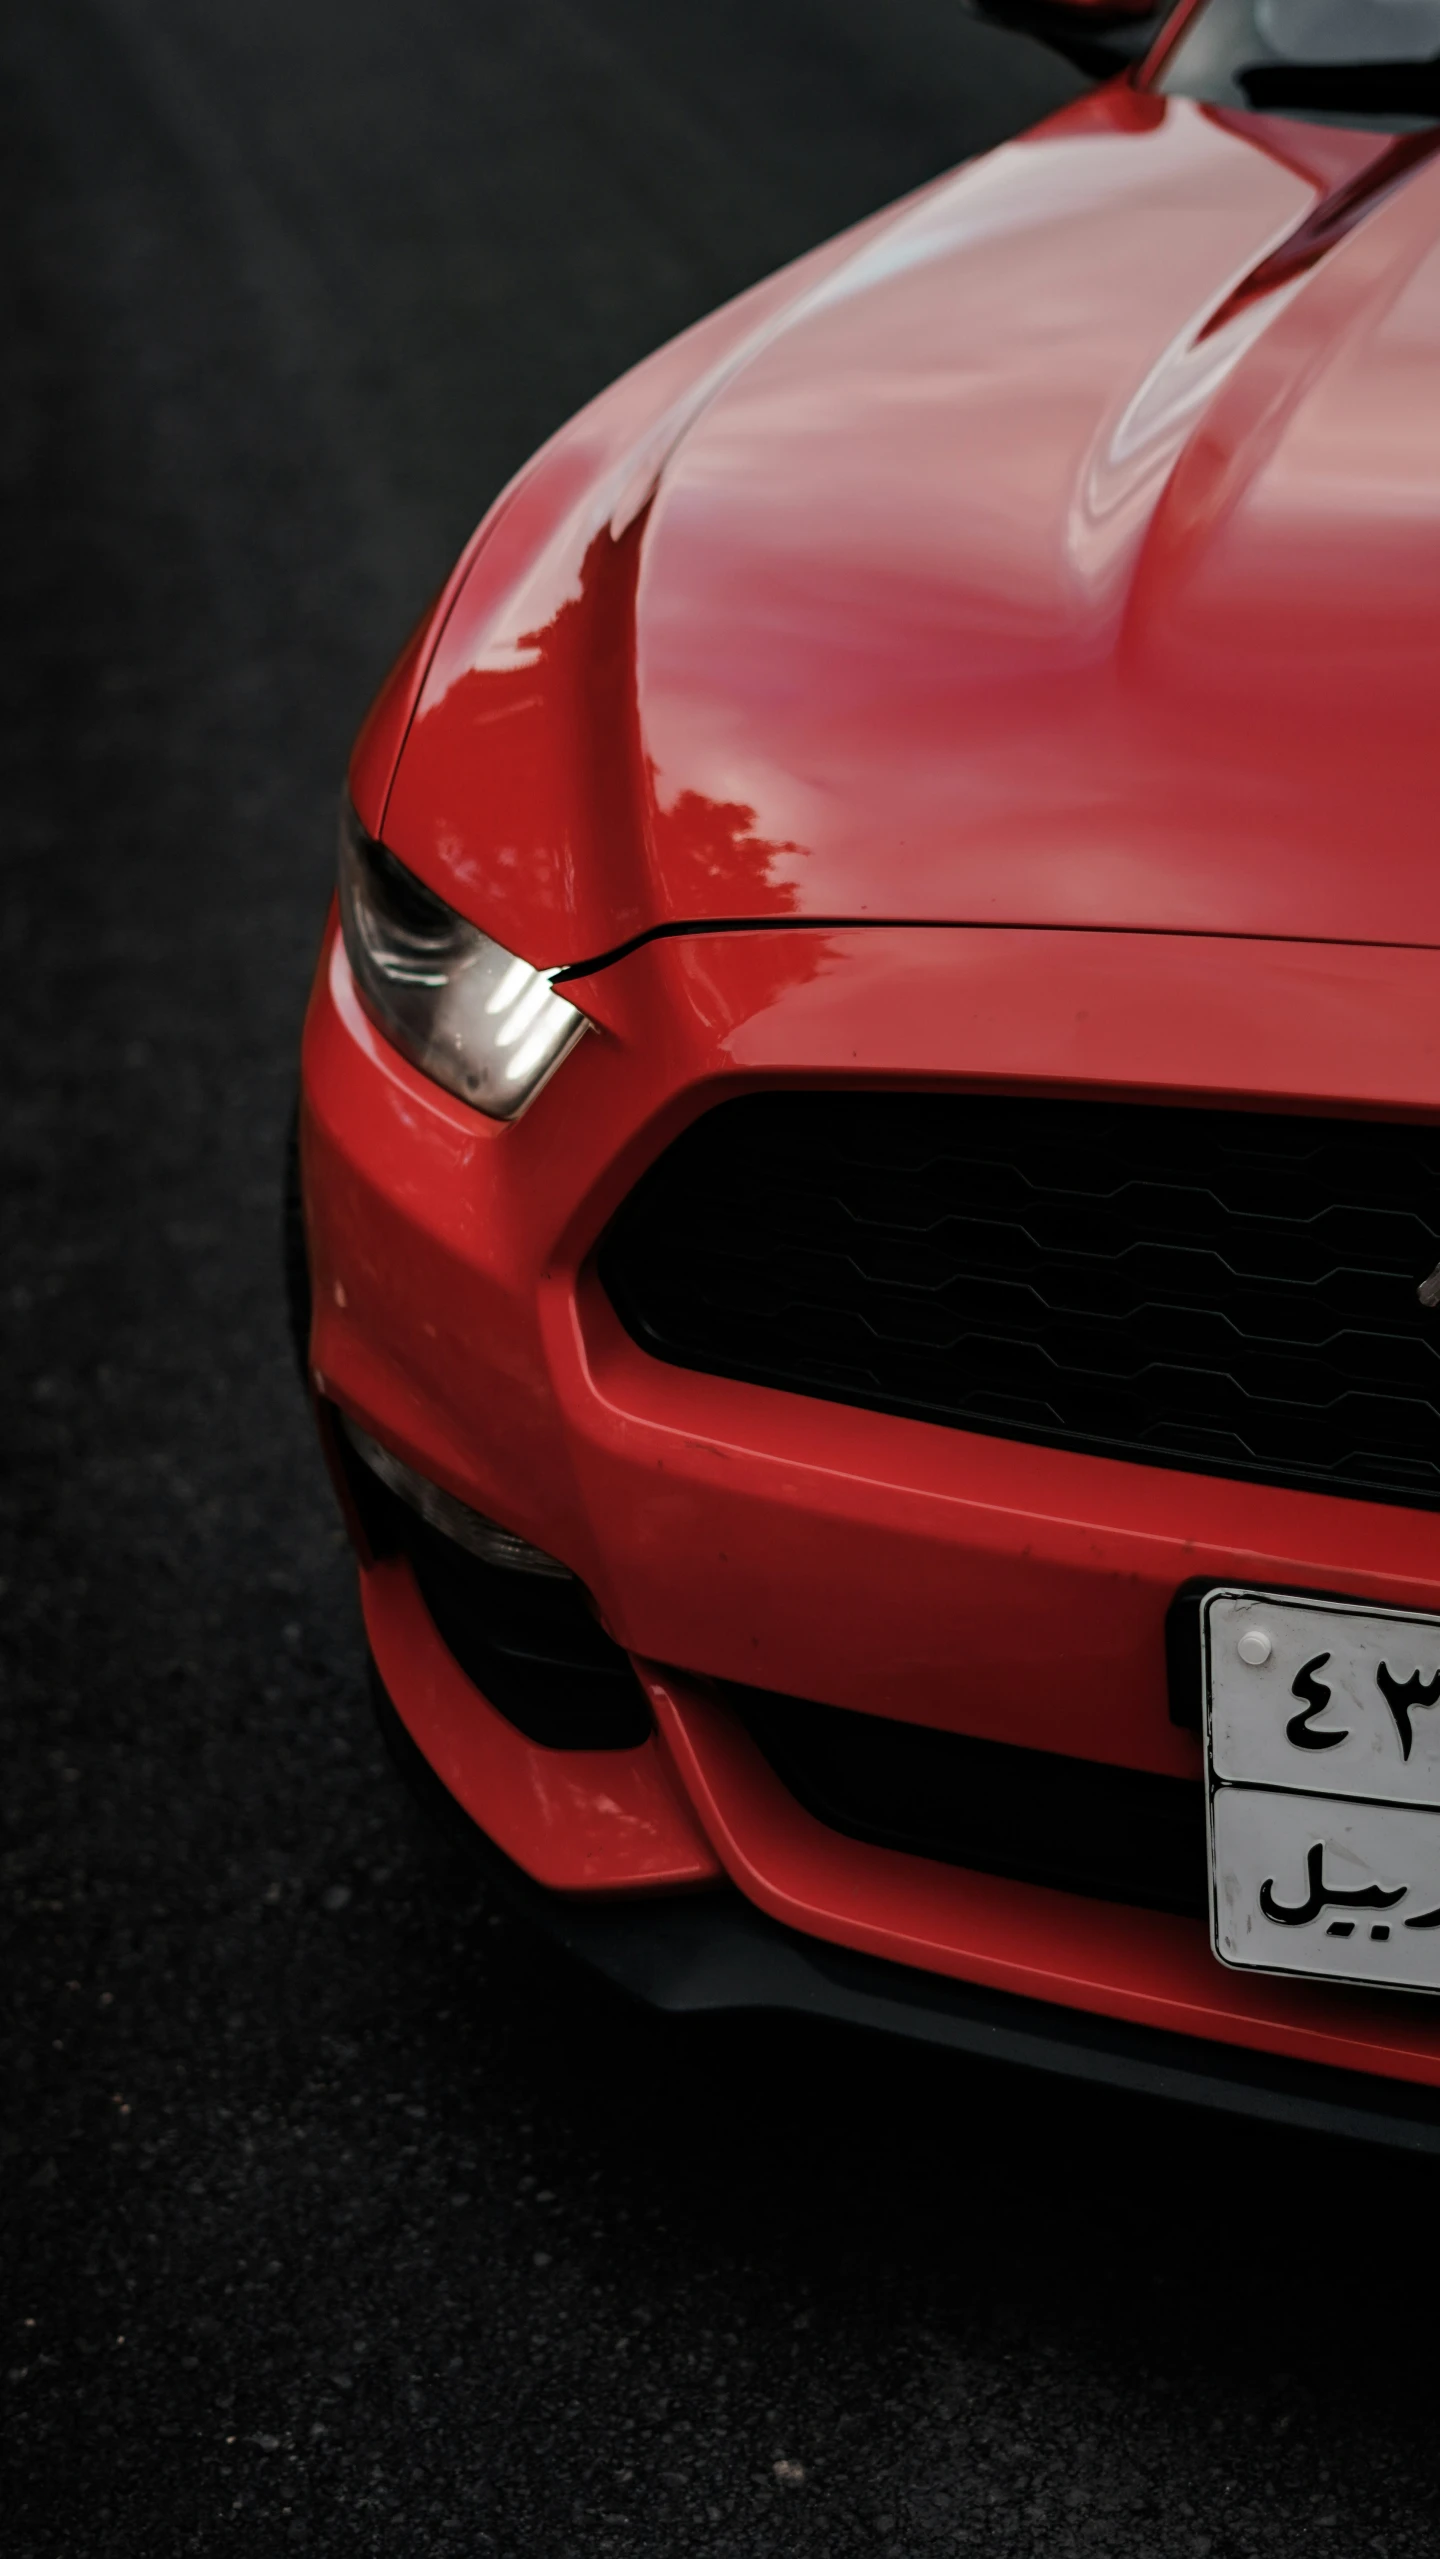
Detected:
left=1237, top=1628, right=1273, bottom=1666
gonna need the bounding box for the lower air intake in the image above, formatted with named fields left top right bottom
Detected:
left=723, top=1682, right=1206, bottom=1917
left=331, top=1413, right=650, bottom=1750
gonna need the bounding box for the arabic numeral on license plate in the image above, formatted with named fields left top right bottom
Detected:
left=1203, top=1589, right=1440, bottom=1994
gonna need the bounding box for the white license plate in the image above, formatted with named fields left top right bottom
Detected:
left=1204, top=1587, right=1440, bottom=1995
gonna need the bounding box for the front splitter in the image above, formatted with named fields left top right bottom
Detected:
left=370, top=1661, right=1440, bottom=2157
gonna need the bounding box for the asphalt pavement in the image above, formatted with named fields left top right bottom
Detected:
left=5, top=4, right=1440, bottom=2554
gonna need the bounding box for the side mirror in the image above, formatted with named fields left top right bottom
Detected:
left=966, top=1, right=1168, bottom=79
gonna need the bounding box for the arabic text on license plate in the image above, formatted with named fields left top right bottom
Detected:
left=1204, top=1588, right=1440, bottom=1995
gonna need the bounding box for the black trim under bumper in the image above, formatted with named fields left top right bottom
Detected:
left=371, top=1663, right=1440, bottom=2156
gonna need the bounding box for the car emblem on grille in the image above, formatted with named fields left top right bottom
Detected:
left=1419, top=1262, right=1440, bottom=1311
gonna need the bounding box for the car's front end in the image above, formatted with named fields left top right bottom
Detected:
left=293, top=3, right=1440, bottom=2144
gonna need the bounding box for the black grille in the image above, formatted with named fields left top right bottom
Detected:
left=600, top=1092, right=1440, bottom=1508
left=723, top=1683, right=1206, bottom=1916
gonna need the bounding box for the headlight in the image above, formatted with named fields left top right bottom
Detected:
left=336, top=801, right=587, bottom=1118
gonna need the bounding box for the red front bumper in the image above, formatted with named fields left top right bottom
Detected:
left=300, top=908, right=1440, bottom=2095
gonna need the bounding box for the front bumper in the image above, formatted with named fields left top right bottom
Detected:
left=300, top=907, right=1440, bottom=2106
left=372, top=1665, right=1440, bottom=2154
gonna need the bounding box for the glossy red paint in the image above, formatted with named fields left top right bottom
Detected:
left=356, top=186, right=928, bottom=867
left=301, top=55, right=1440, bottom=2097
left=377, top=81, right=1440, bottom=970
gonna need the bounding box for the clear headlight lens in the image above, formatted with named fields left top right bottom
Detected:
left=336, top=801, right=587, bottom=1118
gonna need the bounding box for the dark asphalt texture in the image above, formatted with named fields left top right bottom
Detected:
left=5, top=5, right=1440, bottom=2554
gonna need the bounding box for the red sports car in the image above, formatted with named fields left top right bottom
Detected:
left=291, top=0, right=1440, bottom=2147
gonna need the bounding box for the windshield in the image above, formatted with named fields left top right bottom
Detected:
left=1156, top=0, right=1440, bottom=126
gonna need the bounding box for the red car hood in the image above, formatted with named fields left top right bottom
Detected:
left=384, top=91, right=1440, bottom=965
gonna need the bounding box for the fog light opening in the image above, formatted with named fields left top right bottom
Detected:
left=338, top=1415, right=573, bottom=1580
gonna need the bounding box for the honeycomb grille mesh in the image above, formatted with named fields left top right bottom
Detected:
left=599, top=1092, right=1440, bottom=1507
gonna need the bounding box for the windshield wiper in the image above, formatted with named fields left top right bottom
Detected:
left=1239, top=58, right=1440, bottom=117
